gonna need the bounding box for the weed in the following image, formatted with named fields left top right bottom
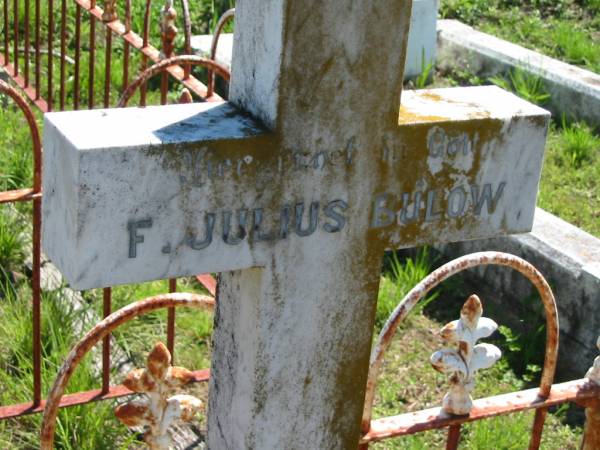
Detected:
left=489, top=68, right=550, bottom=105
left=441, top=0, right=600, bottom=73
left=376, top=248, right=439, bottom=330
left=559, top=116, right=600, bottom=168
left=414, top=48, right=435, bottom=89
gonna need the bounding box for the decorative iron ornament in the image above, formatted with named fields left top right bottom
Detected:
left=102, top=0, right=118, bottom=22
left=430, top=295, right=501, bottom=415
left=586, top=336, right=600, bottom=385
left=115, top=342, right=202, bottom=449
left=160, top=0, right=178, bottom=60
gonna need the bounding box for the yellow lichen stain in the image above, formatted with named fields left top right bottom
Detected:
left=467, top=110, right=492, bottom=120
left=420, top=91, right=444, bottom=102
left=398, top=105, right=448, bottom=125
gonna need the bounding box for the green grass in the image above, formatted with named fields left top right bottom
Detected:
left=0, top=283, right=139, bottom=449
left=440, top=0, right=600, bottom=73
left=538, top=122, right=600, bottom=236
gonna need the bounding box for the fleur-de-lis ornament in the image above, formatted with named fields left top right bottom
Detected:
left=586, top=336, right=600, bottom=385
left=430, top=295, right=501, bottom=415
left=115, top=342, right=202, bottom=450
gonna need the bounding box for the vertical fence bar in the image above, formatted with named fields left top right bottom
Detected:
left=528, top=408, right=548, bottom=450
left=582, top=400, right=600, bottom=450
left=47, top=0, right=53, bottom=111
left=181, top=0, right=191, bottom=80
left=101, top=287, right=111, bottom=394
left=12, top=0, right=17, bottom=76
left=73, top=4, right=81, bottom=109
left=122, top=0, right=131, bottom=93
left=167, top=279, right=176, bottom=361
left=30, top=84, right=43, bottom=408
left=446, top=425, right=461, bottom=450
left=159, top=0, right=176, bottom=106
left=23, top=0, right=29, bottom=86
left=12, top=0, right=18, bottom=75
left=102, top=0, right=116, bottom=108
left=140, top=0, right=152, bottom=107
left=103, top=30, right=111, bottom=107
left=3, top=0, right=8, bottom=65
left=32, top=196, right=41, bottom=406
left=88, top=0, right=96, bottom=109
left=59, top=0, right=66, bottom=110
left=34, top=0, right=39, bottom=98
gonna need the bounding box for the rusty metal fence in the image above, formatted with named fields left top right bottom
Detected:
left=0, top=0, right=228, bottom=421
left=1, top=3, right=600, bottom=449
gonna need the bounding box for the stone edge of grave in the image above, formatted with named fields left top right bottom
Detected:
left=437, top=19, right=600, bottom=127
left=190, top=0, right=439, bottom=80
left=435, top=207, right=600, bottom=379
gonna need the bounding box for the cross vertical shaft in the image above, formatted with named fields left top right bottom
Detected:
left=209, top=1, right=413, bottom=448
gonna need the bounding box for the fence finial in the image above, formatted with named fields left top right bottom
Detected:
left=115, top=342, right=202, bottom=450
left=160, top=0, right=178, bottom=60
left=102, top=0, right=118, bottom=22
left=586, top=336, right=600, bottom=385
left=430, top=295, right=501, bottom=415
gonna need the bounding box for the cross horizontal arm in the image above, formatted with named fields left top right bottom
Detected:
left=43, top=85, right=548, bottom=290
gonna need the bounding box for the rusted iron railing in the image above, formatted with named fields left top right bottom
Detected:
left=0, top=2, right=230, bottom=423
left=34, top=252, right=600, bottom=448
left=0, top=0, right=224, bottom=113
left=359, top=251, right=600, bottom=450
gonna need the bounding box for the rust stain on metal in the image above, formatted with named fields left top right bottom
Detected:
left=0, top=369, right=210, bottom=420
left=102, top=0, right=117, bottom=22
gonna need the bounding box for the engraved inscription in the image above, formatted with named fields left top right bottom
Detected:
left=128, top=218, right=153, bottom=258
left=427, top=126, right=475, bottom=158
left=166, top=137, right=357, bottom=188
left=371, top=182, right=506, bottom=228
left=127, top=200, right=349, bottom=257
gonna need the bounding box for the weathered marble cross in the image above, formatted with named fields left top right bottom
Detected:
left=42, top=1, right=549, bottom=448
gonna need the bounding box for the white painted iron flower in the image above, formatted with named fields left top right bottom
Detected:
left=115, top=342, right=202, bottom=450
left=430, top=295, right=501, bottom=415
left=585, top=336, right=600, bottom=385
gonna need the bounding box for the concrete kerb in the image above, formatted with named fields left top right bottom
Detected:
left=437, top=19, right=600, bottom=128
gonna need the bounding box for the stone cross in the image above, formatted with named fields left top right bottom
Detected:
left=42, top=1, right=549, bottom=448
